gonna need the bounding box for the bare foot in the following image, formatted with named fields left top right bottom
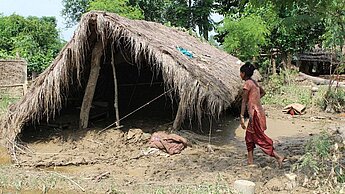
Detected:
left=277, top=156, right=285, bottom=168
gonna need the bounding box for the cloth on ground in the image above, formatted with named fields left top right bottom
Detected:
left=148, top=131, right=188, bottom=155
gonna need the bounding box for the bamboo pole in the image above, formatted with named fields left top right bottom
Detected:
left=173, top=99, right=184, bottom=130
left=79, top=41, right=103, bottom=129
left=111, top=49, right=120, bottom=127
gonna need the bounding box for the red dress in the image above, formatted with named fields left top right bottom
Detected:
left=243, top=79, right=274, bottom=156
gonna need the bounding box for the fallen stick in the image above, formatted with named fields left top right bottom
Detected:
left=92, top=171, right=110, bottom=182
left=53, top=172, right=85, bottom=192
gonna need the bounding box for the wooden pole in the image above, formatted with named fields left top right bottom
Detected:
left=172, top=100, right=184, bottom=130
left=22, top=61, right=27, bottom=95
left=111, top=49, right=120, bottom=127
left=79, top=41, right=103, bottom=129
left=271, top=54, right=277, bottom=75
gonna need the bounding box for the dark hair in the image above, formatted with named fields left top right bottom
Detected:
left=240, top=62, right=256, bottom=78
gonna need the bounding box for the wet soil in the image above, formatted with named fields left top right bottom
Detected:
left=0, top=106, right=344, bottom=193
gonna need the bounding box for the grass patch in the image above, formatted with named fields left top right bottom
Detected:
left=152, top=183, right=234, bottom=194
left=141, top=174, right=235, bottom=194
left=261, top=71, right=327, bottom=109
left=262, top=84, right=327, bottom=108
left=0, top=95, right=19, bottom=116
left=292, top=131, right=345, bottom=193
left=322, top=88, right=345, bottom=112
left=144, top=183, right=235, bottom=194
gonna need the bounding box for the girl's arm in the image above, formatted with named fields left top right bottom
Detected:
left=240, top=89, right=249, bottom=129
left=259, top=85, right=266, bottom=98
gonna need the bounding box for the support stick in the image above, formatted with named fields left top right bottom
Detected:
left=111, top=49, right=120, bottom=127
left=79, top=41, right=103, bottom=129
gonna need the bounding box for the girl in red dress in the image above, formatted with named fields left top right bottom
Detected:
left=240, top=62, right=285, bottom=167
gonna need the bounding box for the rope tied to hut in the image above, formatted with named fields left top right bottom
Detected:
left=98, top=88, right=173, bottom=134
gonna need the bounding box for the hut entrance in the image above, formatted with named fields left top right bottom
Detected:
left=19, top=52, right=176, bottom=142
left=89, top=52, right=176, bottom=132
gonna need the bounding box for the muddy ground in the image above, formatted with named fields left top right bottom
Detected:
left=0, top=106, right=344, bottom=193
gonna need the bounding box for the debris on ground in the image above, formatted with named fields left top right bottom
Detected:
left=282, top=103, right=306, bottom=115
left=148, top=131, right=188, bottom=155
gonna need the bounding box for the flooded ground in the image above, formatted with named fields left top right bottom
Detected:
left=0, top=106, right=344, bottom=193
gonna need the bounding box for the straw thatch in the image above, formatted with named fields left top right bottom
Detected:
left=1, top=11, right=243, bottom=148
left=298, top=51, right=339, bottom=64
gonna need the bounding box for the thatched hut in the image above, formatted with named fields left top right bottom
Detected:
left=297, top=49, right=341, bottom=76
left=1, top=11, right=243, bottom=149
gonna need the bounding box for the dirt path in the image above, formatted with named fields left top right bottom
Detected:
left=0, top=107, right=344, bottom=193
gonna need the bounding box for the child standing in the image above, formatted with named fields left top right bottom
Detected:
left=239, top=62, right=285, bottom=167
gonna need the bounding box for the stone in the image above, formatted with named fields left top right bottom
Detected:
left=265, top=177, right=284, bottom=191
left=284, top=173, right=297, bottom=190
left=233, top=180, right=256, bottom=194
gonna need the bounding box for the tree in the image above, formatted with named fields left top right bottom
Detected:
left=165, top=0, right=193, bottom=30
left=88, top=0, right=144, bottom=19
left=0, top=14, right=65, bottom=74
left=61, top=0, right=90, bottom=27
left=62, top=0, right=222, bottom=40
left=192, top=0, right=214, bottom=40
left=165, top=0, right=215, bottom=40
left=129, top=0, right=171, bottom=23
left=218, top=12, right=270, bottom=60
left=62, top=0, right=163, bottom=26
left=213, top=0, right=247, bottom=16
left=216, top=1, right=327, bottom=72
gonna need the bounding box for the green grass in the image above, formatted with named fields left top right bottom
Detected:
left=142, top=174, right=235, bottom=194
left=291, top=130, right=344, bottom=192
left=262, top=84, right=328, bottom=108
left=0, top=95, right=19, bottom=116
left=143, top=183, right=235, bottom=194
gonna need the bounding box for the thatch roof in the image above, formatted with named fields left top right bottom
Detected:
left=0, top=11, right=242, bottom=148
left=298, top=49, right=339, bottom=64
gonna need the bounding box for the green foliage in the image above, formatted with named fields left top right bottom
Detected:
left=322, top=88, right=345, bottom=113
left=215, top=0, right=327, bottom=70
left=129, top=0, right=171, bottom=23
left=305, top=131, right=332, bottom=159
left=88, top=0, right=144, bottom=20
left=192, top=0, right=214, bottom=40
left=165, top=0, right=193, bottom=30
left=292, top=131, right=344, bottom=190
left=297, top=152, right=320, bottom=174
left=262, top=70, right=327, bottom=107
left=0, top=14, right=65, bottom=73
left=62, top=0, right=91, bottom=27
left=213, top=0, right=246, bottom=16
left=270, top=3, right=325, bottom=54
left=0, top=95, right=18, bottom=116
left=62, top=0, right=216, bottom=40
left=249, top=0, right=343, bottom=56
left=219, top=12, right=269, bottom=60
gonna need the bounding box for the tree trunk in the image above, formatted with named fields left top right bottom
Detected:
left=271, top=55, right=277, bottom=75
left=298, top=72, right=345, bottom=88
left=286, top=52, right=292, bottom=69
left=79, top=41, right=103, bottom=129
